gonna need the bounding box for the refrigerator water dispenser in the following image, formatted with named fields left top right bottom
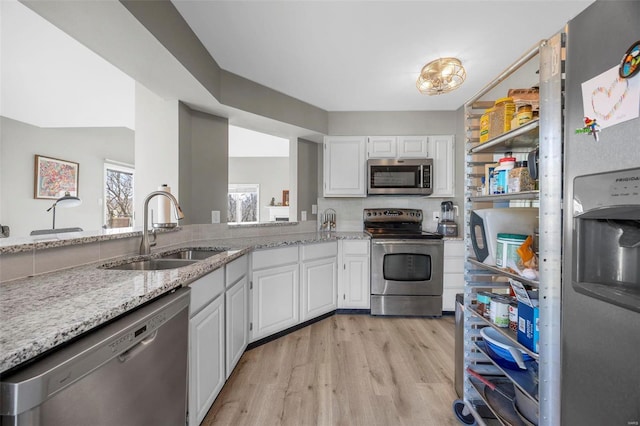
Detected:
left=573, top=168, right=640, bottom=313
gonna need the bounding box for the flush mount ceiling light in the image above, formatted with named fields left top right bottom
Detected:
left=416, top=57, right=466, bottom=96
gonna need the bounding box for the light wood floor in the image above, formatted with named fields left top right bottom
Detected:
left=201, top=314, right=459, bottom=426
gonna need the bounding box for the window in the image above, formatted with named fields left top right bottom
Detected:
left=228, top=184, right=259, bottom=224
left=104, top=162, right=134, bottom=229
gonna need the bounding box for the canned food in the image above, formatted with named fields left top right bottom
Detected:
left=477, top=292, right=493, bottom=317
left=490, top=296, right=510, bottom=328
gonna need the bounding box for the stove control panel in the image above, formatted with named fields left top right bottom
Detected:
left=363, top=208, right=422, bottom=222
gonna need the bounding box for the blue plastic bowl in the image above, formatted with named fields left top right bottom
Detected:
left=481, top=327, right=532, bottom=370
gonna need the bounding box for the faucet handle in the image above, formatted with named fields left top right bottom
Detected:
left=150, top=228, right=157, bottom=248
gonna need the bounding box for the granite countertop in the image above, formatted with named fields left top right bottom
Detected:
left=0, top=232, right=368, bottom=374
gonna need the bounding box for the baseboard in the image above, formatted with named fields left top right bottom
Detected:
left=247, top=311, right=335, bottom=350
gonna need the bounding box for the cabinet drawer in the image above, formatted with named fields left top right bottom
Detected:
left=190, top=268, right=225, bottom=316
left=444, top=240, right=465, bottom=257
left=342, top=240, right=370, bottom=256
left=301, top=241, right=338, bottom=261
left=444, top=257, right=465, bottom=273
left=225, top=255, right=248, bottom=287
left=252, top=245, right=298, bottom=270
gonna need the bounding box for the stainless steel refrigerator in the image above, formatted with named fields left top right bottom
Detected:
left=562, top=2, right=640, bottom=425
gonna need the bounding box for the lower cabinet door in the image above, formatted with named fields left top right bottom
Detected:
left=340, top=255, right=370, bottom=309
left=251, top=263, right=299, bottom=341
left=225, top=276, right=248, bottom=379
left=301, top=257, right=338, bottom=321
left=189, top=295, right=225, bottom=426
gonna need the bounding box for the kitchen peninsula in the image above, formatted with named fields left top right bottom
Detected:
left=0, top=223, right=368, bottom=374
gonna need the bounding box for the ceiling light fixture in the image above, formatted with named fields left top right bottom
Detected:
left=416, top=57, right=466, bottom=96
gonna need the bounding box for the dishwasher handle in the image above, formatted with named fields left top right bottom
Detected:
left=118, top=331, right=158, bottom=363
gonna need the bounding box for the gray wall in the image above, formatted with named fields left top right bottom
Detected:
left=328, top=110, right=459, bottom=136
left=178, top=105, right=229, bottom=224
left=0, top=116, right=134, bottom=237
left=229, top=157, right=289, bottom=222
left=297, top=138, right=319, bottom=221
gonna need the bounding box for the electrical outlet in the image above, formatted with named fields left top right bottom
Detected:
left=432, top=211, right=439, bottom=221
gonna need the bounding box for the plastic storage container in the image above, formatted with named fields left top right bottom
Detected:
left=488, top=97, right=516, bottom=139
left=479, top=108, right=492, bottom=143
left=495, top=233, right=528, bottom=268
left=492, top=156, right=516, bottom=194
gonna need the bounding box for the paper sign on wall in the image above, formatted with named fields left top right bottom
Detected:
left=581, top=65, right=640, bottom=130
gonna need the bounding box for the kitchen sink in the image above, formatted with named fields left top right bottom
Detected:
left=105, top=258, right=198, bottom=271
left=158, top=248, right=227, bottom=260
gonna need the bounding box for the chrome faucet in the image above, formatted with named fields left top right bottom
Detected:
left=140, top=191, right=185, bottom=255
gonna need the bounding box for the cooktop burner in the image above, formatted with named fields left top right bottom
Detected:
left=363, top=208, right=444, bottom=240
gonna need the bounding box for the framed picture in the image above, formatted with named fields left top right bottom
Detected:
left=34, top=155, right=79, bottom=199
left=282, top=190, right=289, bottom=206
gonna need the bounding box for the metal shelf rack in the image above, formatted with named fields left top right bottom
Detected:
left=459, top=32, right=564, bottom=426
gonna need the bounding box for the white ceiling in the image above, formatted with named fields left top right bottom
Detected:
left=0, top=0, right=135, bottom=129
left=1, top=0, right=595, bottom=133
left=172, top=0, right=594, bottom=112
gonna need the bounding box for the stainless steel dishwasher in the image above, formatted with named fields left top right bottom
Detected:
left=0, top=287, right=190, bottom=426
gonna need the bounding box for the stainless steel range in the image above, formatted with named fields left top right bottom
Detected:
left=364, top=208, right=444, bottom=316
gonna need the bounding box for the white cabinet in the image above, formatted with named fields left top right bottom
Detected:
left=442, top=240, right=464, bottom=311
left=398, top=136, right=429, bottom=158
left=300, top=242, right=338, bottom=321
left=189, top=271, right=225, bottom=426
left=225, top=255, right=248, bottom=379
left=429, top=135, right=455, bottom=197
left=368, top=135, right=429, bottom=159
left=225, top=276, right=247, bottom=378
left=338, top=240, right=370, bottom=309
left=367, top=136, right=397, bottom=158
left=251, top=246, right=300, bottom=341
left=323, top=136, right=367, bottom=197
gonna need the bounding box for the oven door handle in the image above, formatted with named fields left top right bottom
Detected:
left=372, top=240, right=442, bottom=245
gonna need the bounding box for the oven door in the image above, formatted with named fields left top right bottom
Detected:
left=371, top=239, right=444, bottom=296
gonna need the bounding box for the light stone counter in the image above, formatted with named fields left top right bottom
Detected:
left=0, top=232, right=367, bottom=374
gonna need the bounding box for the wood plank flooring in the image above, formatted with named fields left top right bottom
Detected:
left=201, top=314, right=458, bottom=426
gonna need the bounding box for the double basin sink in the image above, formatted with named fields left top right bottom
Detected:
left=105, top=248, right=228, bottom=271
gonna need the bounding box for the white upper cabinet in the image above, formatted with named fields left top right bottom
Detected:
left=429, top=135, right=455, bottom=197
left=367, top=136, right=397, bottom=158
left=398, top=136, right=429, bottom=158
left=368, top=136, right=430, bottom=159
left=323, top=136, right=367, bottom=197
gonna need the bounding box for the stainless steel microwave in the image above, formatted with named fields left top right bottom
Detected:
left=367, top=158, right=433, bottom=195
